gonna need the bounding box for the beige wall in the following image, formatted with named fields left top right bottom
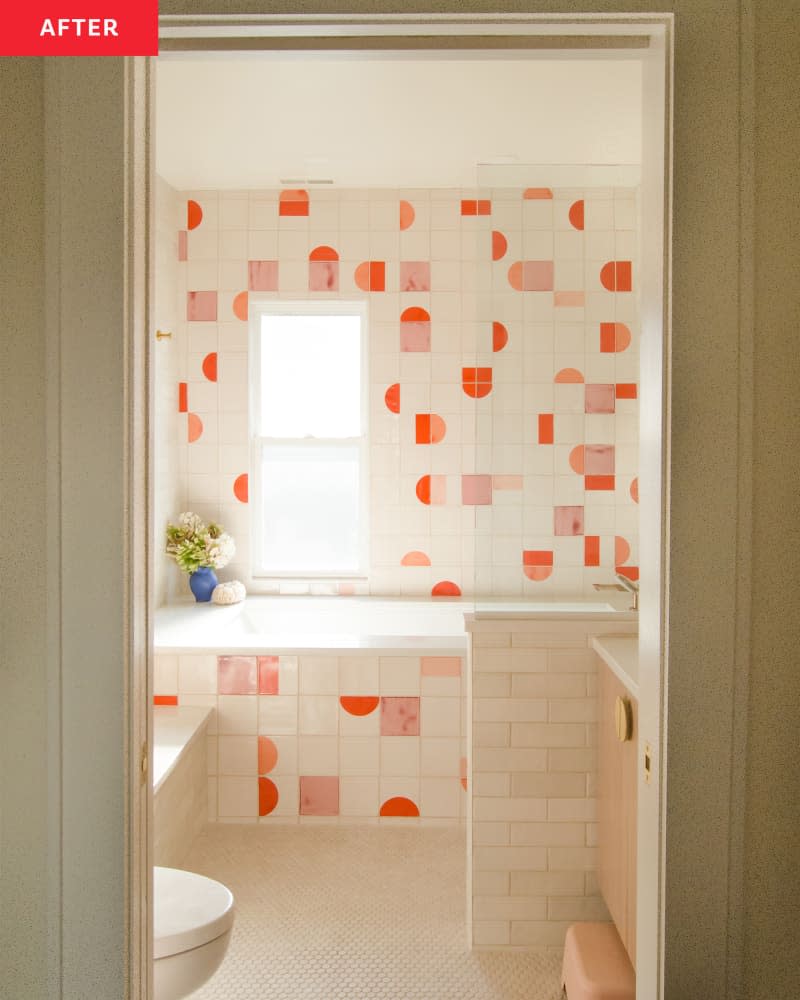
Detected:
left=1, top=3, right=798, bottom=998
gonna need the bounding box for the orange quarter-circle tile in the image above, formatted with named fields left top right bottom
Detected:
left=258, top=777, right=279, bottom=816
left=232, top=291, right=248, bottom=321
left=187, top=199, right=203, bottom=230
left=492, top=231, right=508, bottom=261
left=201, top=352, right=217, bottom=382
left=399, top=199, right=415, bottom=230
left=380, top=796, right=419, bottom=817
left=233, top=473, right=249, bottom=503
left=257, top=736, right=278, bottom=774
left=600, top=261, right=633, bottom=292
left=187, top=413, right=203, bottom=444
left=568, top=199, right=585, bottom=230
left=384, top=383, right=400, bottom=414
left=462, top=367, right=492, bottom=398
left=340, top=696, right=380, bottom=717
left=431, top=581, right=461, bottom=598
left=492, top=321, right=509, bottom=352
left=555, top=367, right=585, bottom=384
left=401, top=551, right=431, bottom=567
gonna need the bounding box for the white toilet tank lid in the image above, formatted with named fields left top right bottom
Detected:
left=154, top=866, right=235, bottom=960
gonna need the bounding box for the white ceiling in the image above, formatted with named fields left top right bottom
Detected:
left=155, top=56, right=641, bottom=191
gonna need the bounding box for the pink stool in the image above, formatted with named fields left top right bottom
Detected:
left=561, top=922, right=635, bottom=1000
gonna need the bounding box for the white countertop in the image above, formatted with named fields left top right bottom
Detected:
left=592, top=635, right=639, bottom=697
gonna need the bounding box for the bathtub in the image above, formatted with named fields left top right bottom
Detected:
left=153, top=595, right=624, bottom=654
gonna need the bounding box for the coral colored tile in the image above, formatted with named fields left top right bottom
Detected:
left=420, top=657, right=462, bottom=678
left=340, top=696, right=380, bottom=717
left=600, top=322, right=632, bottom=353
left=258, top=776, right=279, bottom=815
left=585, top=475, right=616, bottom=491
left=279, top=189, right=309, bottom=216
left=584, top=444, right=615, bottom=475
left=248, top=260, right=279, bottom=291
left=477, top=200, right=491, bottom=215
left=232, top=291, right=248, bottom=321
left=415, top=413, right=446, bottom=444
left=201, top=353, right=218, bottom=383
left=568, top=199, right=585, bottom=230
left=234, top=473, right=249, bottom=503
left=523, top=550, right=553, bottom=567
left=258, top=656, right=279, bottom=695
left=186, top=290, right=217, bottom=322
left=187, top=413, right=203, bottom=444
left=258, top=736, right=278, bottom=774
left=630, top=478, right=640, bottom=503
left=554, top=506, right=584, bottom=536
left=385, top=383, right=400, bottom=413
left=399, top=199, right=415, bottom=230
left=615, top=536, right=631, bottom=565
left=538, top=413, right=554, bottom=444
left=584, top=536, right=600, bottom=567
left=585, top=384, right=616, bottom=414
left=617, top=566, right=639, bottom=582
left=381, top=697, right=420, bottom=736
left=508, top=261, right=554, bottom=291
left=492, top=231, right=508, bottom=260
left=178, top=382, right=188, bottom=413
left=380, top=796, right=419, bottom=817
left=600, top=260, right=633, bottom=292
left=299, top=775, right=339, bottom=816
left=400, top=261, right=430, bottom=292
left=555, top=368, right=584, bottom=384
left=154, top=695, right=178, bottom=706
left=554, top=290, right=585, bottom=307
left=415, top=475, right=446, bottom=505
left=400, top=321, right=431, bottom=352
left=308, top=260, right=339, bottom=291
left=523, top=188, right=553, bottom=200
left=492, top=321, right=509, bottom=352
left=461, top=199, right=478, bottom=216
left=368, top=261, right=386, bottom=291
left=616, top=382, right=638, bottom=399
left=187, top=199, right=203, bottom=229
left=492, top=475, right=523, bottom=491
left=401, top=551, right=430, bottom=567
left=177, top=230, right=187, bottom=261
left=218, top=656, right=257, bottom=695
left=431, top=581, right=461, bottom=597
left=462, top=474, right=492, bottom=505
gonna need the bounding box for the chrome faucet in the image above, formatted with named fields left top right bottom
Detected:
left=615, top=573, right=639, bottom=611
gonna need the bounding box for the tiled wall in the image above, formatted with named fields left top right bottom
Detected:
left=154, top=650, right=466, bottom=824
left=156, top=182, right=639, bottom=600
left=468, top=614, right=637, bottom=949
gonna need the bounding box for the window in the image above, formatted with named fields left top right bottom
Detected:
left=250, top=302, right=368, bottom=577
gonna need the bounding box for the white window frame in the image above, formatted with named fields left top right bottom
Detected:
left=249, top=299, right=370, bottom=579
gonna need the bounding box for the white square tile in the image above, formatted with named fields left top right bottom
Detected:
left=298, top=736, right=338, bottom=776
left=379, top=657, right=420, bottom=695
left=340, top=738, right=380, bottom=776
left=420, top=737, right=461, bottom=777
left=339, top=701, right=380, bottom=737
left=154, top=655, right=178, bottom=695
left=218, top=735, right=257, bottom=776
left=299, top=656, right=339, bottom=695
left=218, top=775, right=258, bottom=818
left=421, top=697, right=461, bottom=737
left=258, top=695, right=297, bottom=735
left=177, top=695, right=218, bottom=734
left=420, top=777, right=461, bottom=818
left=338, top=656, right=379, bottom=694
left=339, top=776, right=379, bottom=817
left=265, top=735, right=297, bottom=776
left=217, top=695, right=258, bottom=735
left=381, top=736, right=420, bottom=777
left=177, top=654, right=217, bottom=694
left=262, top=774, right=299, bottom=817
left=299, top=695, right=339, bottom=735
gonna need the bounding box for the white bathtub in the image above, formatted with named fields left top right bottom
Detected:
left=153, top=595, right=625, bottom=654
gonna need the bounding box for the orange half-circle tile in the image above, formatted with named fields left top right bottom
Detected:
left=432, top=581, right=461, bottom=597
left=555, top=368, right=584, bottom=383
left=354, top=260, right=386, bottom=292
left=258, top=777, right=279, bottom=816
left=340, top=696, right=380, bottom=717
left=309, top=245, right=339, bottom=262
left=380, top=796, right=419, bottom=817
left=568, top=199, right=585, bottom=230
left=616, top=565, right=639, bottom=582
left=233, top=473, right=249, bottom=503
left=399, top=200, right=415, bottom=230
left=401, top=551, right=431, bottom=567
left=202, top=352, right=218, bottom=382
left=354, top=261, right=371, bottom=291
left=258, top=736, right=278, bottom=774
left=600, top=260, right=633, bottom=292
left=279, top=189, right=309, bottom=216
left=523, top=188, right=553, bottom=200
left=187, top=413, right=203, bottom=443
left=233, top=291, right=248, bottom=321
left=615, top=536, right=631, bottom=566
left=492, top=321, right=509, bottom=353
left=385, top=383, right=400, bottom=414
left=600, top=322, right=632, bottom=353
left=630, top=477, right=639, bottom=503
left=524, top=565, right=554, bottom=581
left=187, top=199, right=203, bottom=230
left=569, top=445, right=586, bottom=474
left=492, top=231, right=508, bottom=261
left=508, top=261, right=524, bottom=291
left=415, top=413, right=446, bottom=444
left=415, top=475, right=446, bottom=506
left=401, top=306, right=430, bottom=323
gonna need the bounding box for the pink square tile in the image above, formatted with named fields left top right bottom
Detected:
left=585, top=384, right=616, bottom=414
left=400, top=261, right=431, bottom=292
left=381, top=697, right=420, bottom=736
left=308, top=261, right=339, bottom=291
left=522, top=260, right=554, bottom=291
left=584, top=444, right=615, bottom=474
left=258, top=656, right=279, bottom=695
left=248, top=260, right=279, bottom=291
left=400, top=321, right=431, bottom=352
left=421, top=657, right=462, bottom=678
left=218, top=656, right=257, bottom=695
left=187, top=290, right=218, bottom=322
left=554, top=505, right=585, bottom=536
left=177, top=231, right=187, bottom=262
left=461, top=474, right=493, bottom=505
left=299, top=775, right=339, bottom=816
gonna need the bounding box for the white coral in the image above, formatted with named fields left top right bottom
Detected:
left=212, top=580, right=246, bottom=605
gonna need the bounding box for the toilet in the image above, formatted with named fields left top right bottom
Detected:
left=154, top=866, right=235, bottom=1000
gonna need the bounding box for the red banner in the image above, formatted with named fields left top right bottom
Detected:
left=2, top=1, right=158, bottom=55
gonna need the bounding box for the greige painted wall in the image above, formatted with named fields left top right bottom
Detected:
left=1, top=3, right=797, bottom=998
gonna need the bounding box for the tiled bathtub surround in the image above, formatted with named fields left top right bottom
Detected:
left=157, top=182, right=639, bottom=598
left=467, top=612, right=637, bottom=950
left=154, top=650, right=466, bottom=824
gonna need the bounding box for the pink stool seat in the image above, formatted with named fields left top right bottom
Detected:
left=561, top=922, right=635, bottom=1000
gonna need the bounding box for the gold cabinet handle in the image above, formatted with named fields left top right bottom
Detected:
left=615, top=695, right=633, bottom=742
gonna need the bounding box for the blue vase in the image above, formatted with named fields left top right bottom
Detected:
left=189, top=567, right=218, bottom=602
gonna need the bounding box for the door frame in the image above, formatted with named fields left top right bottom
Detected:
left=132, top=11, right=673, bottom=998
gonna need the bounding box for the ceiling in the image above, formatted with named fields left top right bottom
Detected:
left=155, top=56, right=641, bottom=191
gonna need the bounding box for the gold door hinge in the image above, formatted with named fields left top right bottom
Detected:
left=140, top=741, right=148, bottom=784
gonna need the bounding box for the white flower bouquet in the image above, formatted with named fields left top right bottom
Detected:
left=165, top=512, right=235, bottom=574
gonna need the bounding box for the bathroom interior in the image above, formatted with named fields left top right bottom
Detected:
left=150, top=38, right=661, bottom=1000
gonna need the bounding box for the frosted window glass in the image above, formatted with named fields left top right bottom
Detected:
left=259, top=314, right=361, bottom=437
left=259, top=444, right=360, bottom=574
